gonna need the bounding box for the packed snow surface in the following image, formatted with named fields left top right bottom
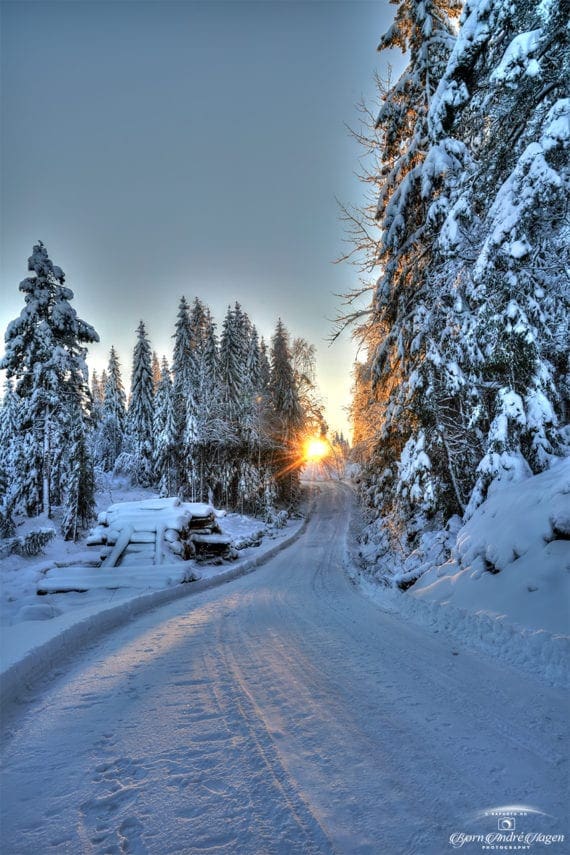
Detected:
left=1, top=484, right=567, bottom=854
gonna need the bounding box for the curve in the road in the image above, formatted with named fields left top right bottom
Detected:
left=1, top=482, right=568, bottom=854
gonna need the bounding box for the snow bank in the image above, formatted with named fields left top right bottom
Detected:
left=352, top=460, right=570, bottom=687
left=37, top=563, right=200, bottom=594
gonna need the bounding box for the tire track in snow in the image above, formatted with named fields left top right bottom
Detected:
left=217, top=617, right=335, bottom=854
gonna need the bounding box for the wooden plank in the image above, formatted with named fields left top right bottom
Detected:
left=100, top=525, right=134, bottom=568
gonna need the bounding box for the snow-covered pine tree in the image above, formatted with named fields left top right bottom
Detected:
left=153, top=357, right=177, bottom=496
left=246, top=326, right=261, bottom=391
left=202, top=310, right=219, bottom=391
left=221, top=304, right=248, bottom=423
left=426, top=0, right=569, bottom=513
left=344, top=0, right=568, bottom=576
left=98, top=346, right=127, bottom=471
left=171, top=296, right=195, bottom=494
left=270, top=319, right=304, bottom=503
left=257, top=335, right=273, bottom=438
left=259, top=337, right=271, bottom=393
left=127, top=321, right=154, bottom=486
left=192, top=307, right=224, bottom=500
left=198, top=309, right=223, bottom=448
left=183, top=298, right=212, bottom=498
left=239, top=323, right=262, bottom=446
left=61, top=398, right=95, bottom=540
left=0, top=379, right=20, bottom=536
left=89, top=369, right=103, bottom=474
left=216, top=303, right=253, bottom=503
left=359, top=0, right=464, bottom=529
left=90, top=370, right=104, bottom=424
left=270, top=319, right=303, bottom=441
left=91, top=370, right=100, bottom=403
left=219, top=303, right=249, bottom=440
left=151, top=350, right=162, bottom=394
left=1, top=242, right=99, bottom=522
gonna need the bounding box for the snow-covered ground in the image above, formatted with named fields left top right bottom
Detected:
left=349, top=458, right=570, bottom=688
left=0, top=484, right=308, bottom=699
left=1, top=482, right=567, bottom=854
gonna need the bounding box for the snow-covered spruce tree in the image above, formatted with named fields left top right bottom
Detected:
left=219, top=303, right=248, bottom=437
left=426, top=0, right=569, bottom=514
left=270, top=319, right=304, bottom=503
left=126, top=321, right=154, bottom=486
left=0, top=242, right=99, bottom=524
left=270, top=320, right=304, bottom=439
left=184, top=298, right=213, bottom=500
left=153, top=357, right=177, bottom=496
left=344, top=0, right=568, bottom=576
left=369, top=0, right=463, bottom=528
left=259, top=337, right=271, bottom=392
left=193, top=308, right=226, bottom=501
left=0, top=379, right=20, bottom=536
left=337, top=0, right=463, bottom=541
left=247, top=325, right=261, bottom=392
left=217, top=303, right=253, bottom=504
left=98, top=346, right=127, bottom=472
left=61, top=398, right=95, bottom=540
left=151, top=350, right=162, bottom=394
left=171, top=296, right=196, bottom=495
left=90, top=370, right=104, bottom=426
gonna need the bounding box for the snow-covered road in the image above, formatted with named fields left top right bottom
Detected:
left=1, top=483, right=568, bottom=854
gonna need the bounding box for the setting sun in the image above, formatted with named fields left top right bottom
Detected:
left=303, top=437, right=329, bottom=462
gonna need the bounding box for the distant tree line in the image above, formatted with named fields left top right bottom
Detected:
left=1, top=242, right=326, bottom=539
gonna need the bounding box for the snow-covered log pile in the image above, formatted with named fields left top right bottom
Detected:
left=86, top=497, right=232, bottom=567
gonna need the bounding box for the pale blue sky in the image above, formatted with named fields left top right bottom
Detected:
left=1, top=0, right=403, bottom=436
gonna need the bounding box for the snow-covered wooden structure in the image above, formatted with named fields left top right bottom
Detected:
left=86, top=497, right=232, bottom=566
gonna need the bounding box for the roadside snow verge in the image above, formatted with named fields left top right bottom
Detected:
left=359, top=579, right=569, bottom=688
left=0, top=508, right=313, bottom=717
left=350, top=461, right=570, bottom=689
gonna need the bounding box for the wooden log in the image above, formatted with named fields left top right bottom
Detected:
left=129, top=531, right=156, bottom=543
left=100, top=526, right=133, bottom=568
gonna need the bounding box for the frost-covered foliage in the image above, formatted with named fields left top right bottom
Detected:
left=346, top=0, right=569, bottom=580
left=0, top=242, right=99, bottom=535
left=1, top=526, right=56, bottom=558
left=428, top=0, right=569, bottom=516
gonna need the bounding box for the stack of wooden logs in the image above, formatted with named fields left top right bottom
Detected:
left=86, top=498, right=233, bottom=567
